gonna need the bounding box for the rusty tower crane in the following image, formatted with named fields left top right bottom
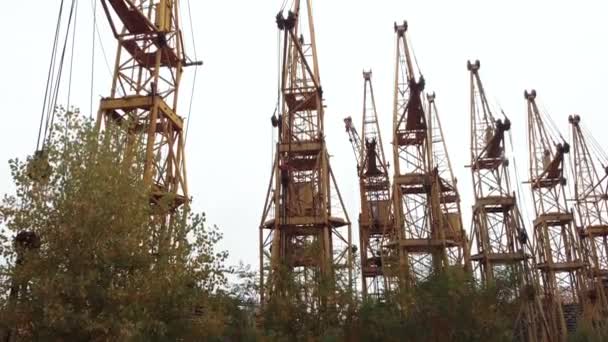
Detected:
left=426, top=93, right=469, bottom=272
left=259, top=0, right=352, bottom=308
left=468, top=62, right=551, bottom=341
left=95, top=0, right=200, bottom=255
left=525, top=90, right=591, bottom=338
left=385, top=21, right=467, bottom=292
left=344, top=71, right=391, bottom=299
left=569, top=114, right=608, bottom=325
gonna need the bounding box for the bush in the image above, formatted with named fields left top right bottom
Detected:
left=0, top=108, right=228, bottom=341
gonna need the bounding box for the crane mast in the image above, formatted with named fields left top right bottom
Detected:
left=468, top=60, right=522, bottom=281
left=426, top=93, right=469, bottom=271
left=259, top=0, right=352, bottom=310
left=96, top=0, right=194, bottom=256
left=569, top=114, right=608, bottom=331
left=386, top=21, right=433, bottom=291
left=386, top=21, right=465, bottom=293
left=468, top=62, right=551, bottom=341
left=344, top=71, right=391, bottom=299
left=525, top=90, right=591, bottom=338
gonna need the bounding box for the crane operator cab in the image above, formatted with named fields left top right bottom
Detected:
left=544, top=142, right=570, bottom=184
left=483, top=118, right=511, bottom=160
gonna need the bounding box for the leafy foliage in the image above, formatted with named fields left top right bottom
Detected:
left=0, top=108, right=229, bottom=340
left=254, top=267, right=520, bottom=341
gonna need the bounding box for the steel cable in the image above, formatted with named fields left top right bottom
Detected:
left=36, top=0, right=66, bottom=151
left=44, top=0, right=78, bottom=147
left=184, top=0, right=200, bottom=144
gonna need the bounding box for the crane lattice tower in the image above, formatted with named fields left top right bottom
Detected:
left=468, top=62, right=552, bottom=342
left=426, top=93, right=470, bottom=272
left=525, top=90, right=590, bottom=338
left=344, top=71, right=391, bottom=299
left=569, top=114, right=608, bottom=329
left=385, top=22, right=466, bottom=292
left=259, top=0, right=352, bottom=309
left=96, top=0, right=195, bottom=255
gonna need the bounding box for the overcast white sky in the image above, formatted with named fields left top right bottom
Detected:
left=1, top=1, right=607, bottom=269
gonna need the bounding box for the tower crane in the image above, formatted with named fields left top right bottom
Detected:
left=95, top=0, right=201, bottom=257
left=259, top=0, right=352, bottom=311
left=468, top=61, right=551, bottom=341
left=569, top=114, right=608, bottom=326
left=344, top=71, right=391, bottom=299
left=426, top=93, right=469, bottom=271
left=385, top=21, right=466, bottom=293
left=525, top=90, right=590, bottom=338
left=386, top=20, right=434, bottom=290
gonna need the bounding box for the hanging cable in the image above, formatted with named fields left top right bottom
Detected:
left=184, top=0, right=200, bottom=144
left=494, top=95, right=508, bottom=120
left=538, top=101, right=564, bottom=144
left=582, top=123, right=608, bottom=166
left=583, top=124, right=602, bottom=159
left=272, top=26, right=283, bottom=167
left=567, top=122, right=577, bottom=189
left=36, top=0, right=66, bottom=152
left=89, top=0, right=96, bottom=118
left=91, top=0, right=113, bottom=78
left=280, top=0, right=289, bottom=12
left=508, top=130, right=532, bottom=229
left=91, top=0, right=116, bottom=102
left=537, top=112, right=557, bottom=148
left=44, top=0, right=78, bottom=147
left=562, top=144, right=575, bottom=208
left=406, top=34, right=423, bottom=77
left=66, top=0, right=78, bottom=113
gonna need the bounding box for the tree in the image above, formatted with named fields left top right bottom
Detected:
left=0, top=108, right=228, bottom=341
left=345, top=268, right=518, bottom=342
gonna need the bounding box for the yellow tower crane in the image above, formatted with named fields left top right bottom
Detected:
left=344, top=71, right=392, bottom=300
left=259, top=0, right=352, bottom=312
left=385, top=21, right=468, bottom=296
left=95, top=0, right=200, bottom=257
left=525, top=90, right=590, bottom=339
left=468, top=62, right=551, bottom=341
left=569, top=114, right=608, bottom=332
left=426, top=93, right=470, bottom=272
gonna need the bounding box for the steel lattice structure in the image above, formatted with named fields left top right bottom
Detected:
left=525, top=90, right=591, bottom=338
left=385, top=22, right=466, bottom=292
left=569, top=114, right=608, bottom=333
left=426, top=93, right=469, bottom=271
left=344, top=71, right=391, bottom=299
left=259, top=0, right=352, bottom=309
left=96, top=0, right=196, bottom=256
left=468, top=62, right=551, bottom=341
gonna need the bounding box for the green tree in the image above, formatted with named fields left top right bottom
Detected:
left=346, top=268, right=519, bottom=342
left=0, top=108, right=228, bottom=341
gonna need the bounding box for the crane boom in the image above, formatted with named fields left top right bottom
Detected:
left=344, top=116, right=363, bottom=171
